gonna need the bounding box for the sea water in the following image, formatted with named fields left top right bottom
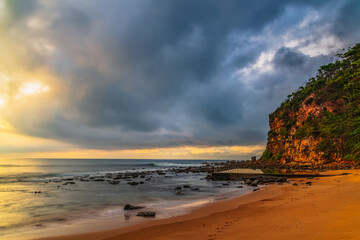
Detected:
left=0, top=158, right=252, bottom=239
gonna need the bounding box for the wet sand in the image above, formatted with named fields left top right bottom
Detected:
left=39, top=170, right=360, bottom=240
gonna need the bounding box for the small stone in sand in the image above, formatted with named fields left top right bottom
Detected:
left=136, top=211, right=156, bottom=217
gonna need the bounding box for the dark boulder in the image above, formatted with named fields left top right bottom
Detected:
left=127, top=181, right=139, bottom=186
left=124, top=204, right=144, bottom=210
left=109, top=180, right=120, bottom=185
left=93, top=178, right=105, bottom=182
left=250, top=182, right=258, bottom=187
left=136, top=211, right=156, bottom=217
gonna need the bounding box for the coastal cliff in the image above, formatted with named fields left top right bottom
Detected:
left=262, top=43, right=360, bottom=165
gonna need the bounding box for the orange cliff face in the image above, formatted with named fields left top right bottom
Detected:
left=264, top=94, right=346, bottom=165
left=261, top=43, right=360, bottom=165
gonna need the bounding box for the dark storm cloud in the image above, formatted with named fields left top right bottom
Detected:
left=5, top=0, right=360, bottom=150
left=332, top=0, right=360, bottom=39
left=274, top=48, right=306, bottom=68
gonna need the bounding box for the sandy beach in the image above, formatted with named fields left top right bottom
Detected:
left=38, top=169, right=360, bottom=240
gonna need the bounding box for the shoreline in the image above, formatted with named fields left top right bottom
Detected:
left=38, top=185, right=275, bottom=240
left=30, top=184, right=255, bottom=240
left=39, top=169, right=360, bottom=240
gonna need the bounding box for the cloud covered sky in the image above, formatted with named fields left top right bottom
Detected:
left=0, top=0, right=359, bottom=159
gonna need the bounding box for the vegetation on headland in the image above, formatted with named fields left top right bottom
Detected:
left=262, top=43, right=360, bottom=163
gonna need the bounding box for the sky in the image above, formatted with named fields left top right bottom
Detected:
left=0, top=0, right=359, bottom=160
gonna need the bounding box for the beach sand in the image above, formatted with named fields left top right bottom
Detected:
left=39, top=169, right=360, bottom=240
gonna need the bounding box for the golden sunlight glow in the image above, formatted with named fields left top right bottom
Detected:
left=2, top=145, right=266, bottom=160
left=0, top=96, right=5, bottom=107
left=19, top=82, right=50, bottom=96
left=0, top=73, right=10, bottom=82
left=0, top=119, right=12, bottom=130
left=0, top=131, right=72, bottom=156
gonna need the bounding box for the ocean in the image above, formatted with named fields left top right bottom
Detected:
left=0, top=158, right=252, bottom=239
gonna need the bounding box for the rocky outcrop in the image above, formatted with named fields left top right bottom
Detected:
left=265, top=95, right=346, bottom=164
left=262, top=43, right=360, bottom=165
